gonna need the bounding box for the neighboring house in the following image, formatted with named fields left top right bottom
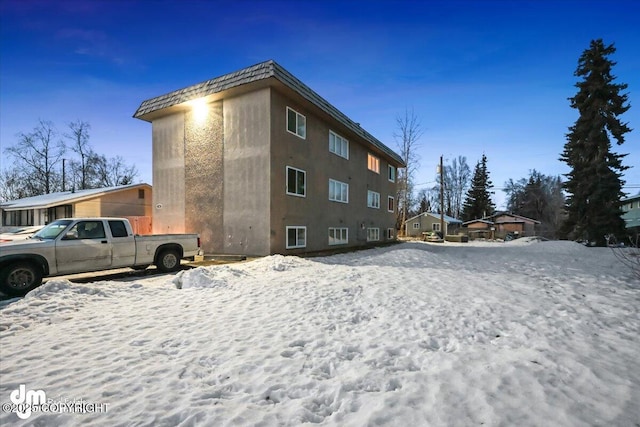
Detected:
left=621, top=194, right=640, bottom=236
left=133, top=60, right=405, bottom=256
left=404, top=212, right=462, bottom=237
left=463, top=212, right=540, bottom=239
left=0, top=184, right=152, bottom=234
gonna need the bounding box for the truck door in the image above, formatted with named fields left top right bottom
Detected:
left=55, top=220, right=113, bottom=274
left=108, top=220, right=136, bottom=267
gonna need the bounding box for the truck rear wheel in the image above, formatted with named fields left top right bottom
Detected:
left=0, top=262, right=43, bottom=297
left=156, top=249, right=180, bottom=273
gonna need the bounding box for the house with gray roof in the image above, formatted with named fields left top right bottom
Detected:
left=1, top=183, right=152, bottom=233
left=134, top=60, right=404, bottom=255
left=405, top=212, right=463, bottom=237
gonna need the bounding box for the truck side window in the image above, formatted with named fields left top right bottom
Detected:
left=108, top=220, right=128, bottom=238
left=69, top=221, right=105, bottom=239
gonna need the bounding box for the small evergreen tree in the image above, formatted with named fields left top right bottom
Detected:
left=560, top=39, right=631, bottom=246
left=461, top=154, right=495, bottom=221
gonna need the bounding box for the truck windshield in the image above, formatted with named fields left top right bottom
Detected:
left=33, top=220, right=73, bottom=240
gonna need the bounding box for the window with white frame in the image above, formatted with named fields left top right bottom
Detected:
left=432, top=223, right=441, bottom=232
left=367, top=227, right=380, bottom=242
left=329, top=179, right=349, bottom=203
left=387, top=228, right=394, bottom=239
left=413, top=223, right=420, bottom=229
left=328, top=227, right=348, bottom=245
left=329, top=131, right=349, bottom=159
left=286, top=226, right=306, bottom=249
left=286, top=107, right=306, bottom=139
left=388, top=165, right=396, bottom=182
left=367, top=190, right=380, bottom=209
left=367, top=153, right=380, bottom=173
left=388, top=196, right=395, bottom=212
left=286, top=166, right=306, bottom=197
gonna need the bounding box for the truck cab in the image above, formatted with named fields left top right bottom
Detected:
left=0, top=218, right=200, bottom=297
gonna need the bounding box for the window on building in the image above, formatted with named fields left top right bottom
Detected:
left=47, top=205, right=72, bottom=223
left=367, top=227, right=380, bottom=242
left=287, top=107, right=306, bottom=139
left=433, top=223, right=441, bottom=232
left=368, top=154, right=380, bottom=173
left=328, top=227, right=348, bottom=245
left=3, top=209, right=34, bottom=226
left=138, top=189, right=145, bottom=199
left=329, top=131, right=349, bottom=159
left=388, top=165, right=396, bottom=182
left=329, top=179, right=349, bottom=203
left=286, top=166, right=306, bottom=197
left=413, top=223, right=420, bottom=229
left=387, top=228, right=394, bottom=239
left=286, top=226, right=306, bottom=249
left=388, top=196, right=395, bottom=212
left=367, top=190, right=380, bottom=209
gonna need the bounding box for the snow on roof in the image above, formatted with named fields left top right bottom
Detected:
left=622, top=193, right=640, bottom=202
left=0, top=183, right=151, bottom=211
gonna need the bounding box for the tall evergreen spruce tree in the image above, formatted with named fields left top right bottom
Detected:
left=461, top=154, right=495, bottom=221
left=561, top=39, right=631, bottom=246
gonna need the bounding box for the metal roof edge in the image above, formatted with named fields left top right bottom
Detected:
left=133, top=60, right=404, bottom=166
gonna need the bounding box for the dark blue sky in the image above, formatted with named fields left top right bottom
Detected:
left=1, top=0, right=638, bottom=206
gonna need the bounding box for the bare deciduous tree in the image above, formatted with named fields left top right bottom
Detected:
left=443, top=156, right=471, bottom=219
left=65, top=120, right=94, bottom=190
left=3, top=119, right=140, bottom=200
left=5, top=119, right=65, bottom=195
left=0, top=167, right=28, bottom=202
left=94, top=155, right=138, bottom=187
left=394, top=108, right=423, bottom=234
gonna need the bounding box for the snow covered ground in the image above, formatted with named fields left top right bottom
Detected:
left=1, top=239, right=638, bottom=426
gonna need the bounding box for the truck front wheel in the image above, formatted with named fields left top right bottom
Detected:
left=0, top=262, right=43, bottom=297
left=156, top=249, right=181, bottom=273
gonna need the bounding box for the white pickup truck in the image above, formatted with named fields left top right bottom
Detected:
left=0, top=218, right=200, bottom=296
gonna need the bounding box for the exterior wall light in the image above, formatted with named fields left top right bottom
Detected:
left=189, top=98, right=208, bottom=122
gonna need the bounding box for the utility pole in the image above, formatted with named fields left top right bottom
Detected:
left=62, top=158, right=66, bottom=192
left=439, top=155, right=444, bottom=237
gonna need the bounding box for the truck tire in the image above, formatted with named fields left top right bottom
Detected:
left=156, top=249, right=180, bottom=273
left=0, top=262, right=43, bottom=297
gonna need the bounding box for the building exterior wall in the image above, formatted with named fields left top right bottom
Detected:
left=466, top=221, right=490, bottom=230
left=145, top=84, right=400, bottom=255
left=496, top=222, right=523, bottom=233
left=184, top=101, right=224, bottom=254
left=269, top=89, right=398, bottom=254
left=74, top=187, right=151, bottom=217
left=222, top=89, right=272, bottom=256
left=152, top=114, right=186, bottom=235
left=622, top=196, right=640, bottom=233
